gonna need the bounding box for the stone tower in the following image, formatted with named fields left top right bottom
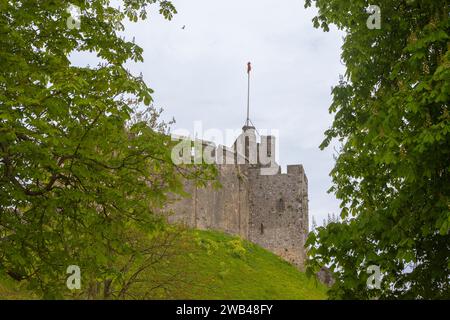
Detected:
left=167, top=125, right=309, bottom=269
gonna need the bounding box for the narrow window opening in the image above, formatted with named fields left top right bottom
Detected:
left=267, top=137, right=272, bottom=157
left=276, top=198, right=285, bottom=212
left=245, top=136, right=250, bottom=161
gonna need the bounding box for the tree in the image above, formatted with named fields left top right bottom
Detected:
left=304, top=0, right=449, bottom=299
left=0, top=0, right=214, bottom=298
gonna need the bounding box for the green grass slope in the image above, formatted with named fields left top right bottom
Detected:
left=162, top=229, right=328, bottom=299
left=0, top=271, right=34, bottom=300
left=0, top=229, right=327, bottom=300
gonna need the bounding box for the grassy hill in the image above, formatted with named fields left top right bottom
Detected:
left=0, top=229, right=327, bottom=300
left=0, top=272, right=34, bottom=300
left=132, top=229, right=328, bottom=300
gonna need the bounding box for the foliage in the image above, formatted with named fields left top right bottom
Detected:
left=0, top=0, right=216, bottom=298
left=196, top=235, right=219, bottom=256
left=0, top=269, right=35, bottom=299
left=83, top=224, right=194, bottom=299
left=0, top=229, right=328, bottom=299
left=304, top=0, right=450, bottom=299
left=226, top=238, right=247, bottom=259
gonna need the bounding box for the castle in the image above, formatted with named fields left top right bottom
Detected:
left=167, top=124, right=309, bottom=270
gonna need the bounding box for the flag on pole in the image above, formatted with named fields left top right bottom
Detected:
left=247, top=62, right=252, bottom=74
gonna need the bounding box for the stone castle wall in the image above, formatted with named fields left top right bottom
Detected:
left=247, top=165, right=308, bottom=269
left=166, top=163, right=309, bottom=270
left=167, top=165, right=250, bottom=239
left=167, top=126, right=308, bottom=269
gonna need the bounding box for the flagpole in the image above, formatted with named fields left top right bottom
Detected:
left=246, top=62, right=251, bottom=127
left=247, top=70, right=250, bottom=126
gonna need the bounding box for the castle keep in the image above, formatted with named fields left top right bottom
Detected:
left=167, top=125, right=309, bottom=270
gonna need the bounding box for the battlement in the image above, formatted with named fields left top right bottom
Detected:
left=287, top=164, right=304, bottom=175
left=172, top=127, right=278, bottom=170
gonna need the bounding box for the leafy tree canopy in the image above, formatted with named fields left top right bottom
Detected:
left=305, top=0, right=449, bottom=299
left=0, top=0, right=214, bottom=298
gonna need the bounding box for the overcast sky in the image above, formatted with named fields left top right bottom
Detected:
left=73, top=0, right=346, bottom=227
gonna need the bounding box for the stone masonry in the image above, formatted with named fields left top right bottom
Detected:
left=167, top=125, right=309, bottom=270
